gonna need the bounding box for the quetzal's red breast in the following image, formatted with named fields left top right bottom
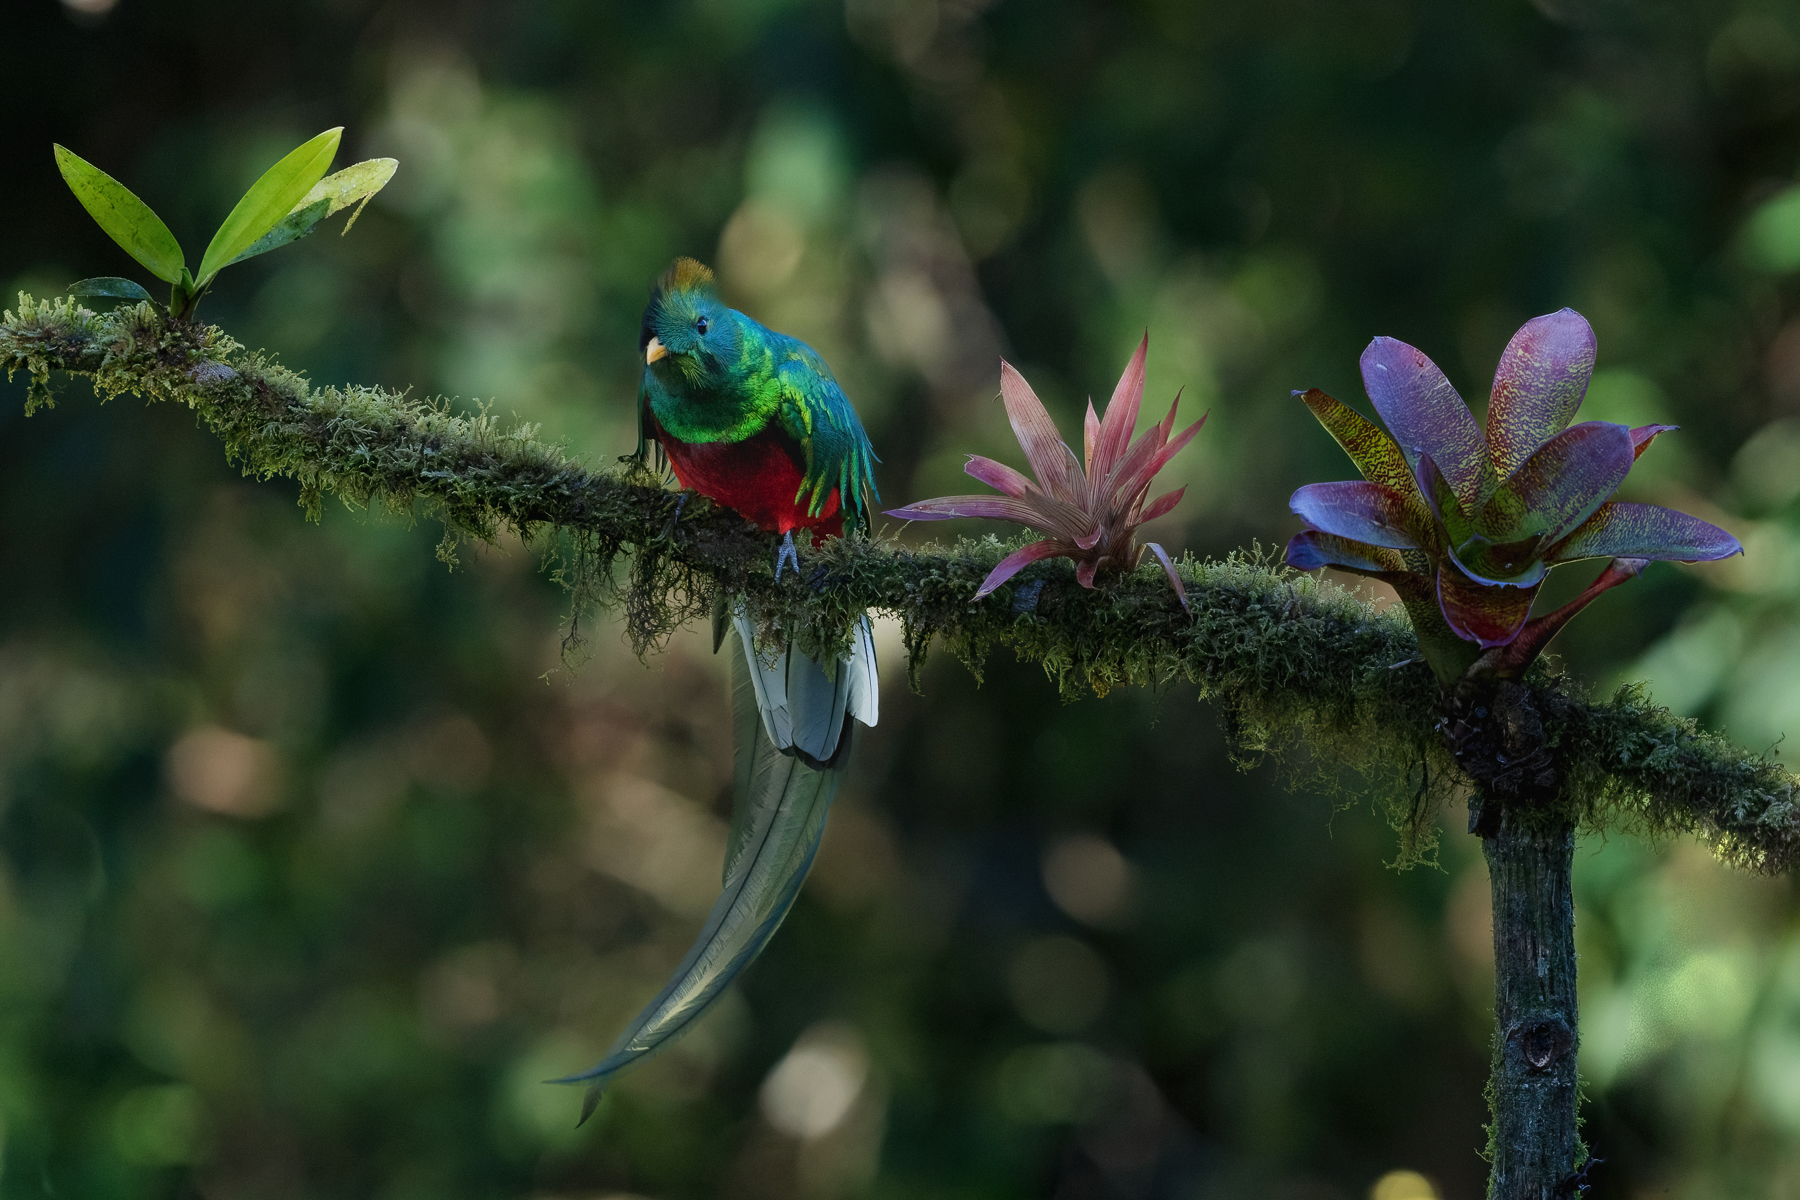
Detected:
left=653, top=419, right=844, bottom=542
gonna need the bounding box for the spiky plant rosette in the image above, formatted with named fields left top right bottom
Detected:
left=887, top=337, right=1203, bottom=609
left=1286, top=307, right=1740, bottom=684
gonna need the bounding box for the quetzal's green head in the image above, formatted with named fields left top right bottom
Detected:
left=640, top=257, right=742, bottom=390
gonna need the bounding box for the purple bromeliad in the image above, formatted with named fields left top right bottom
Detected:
left=1286, top=308, right=1740, bottom=683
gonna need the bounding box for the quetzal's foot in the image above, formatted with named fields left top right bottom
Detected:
left=774, top=530, right=799, bottom=581
left=661, top=492, right=688, bottom=540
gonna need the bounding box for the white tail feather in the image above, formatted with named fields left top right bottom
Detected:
left=732, top=610, right=878, bottom=762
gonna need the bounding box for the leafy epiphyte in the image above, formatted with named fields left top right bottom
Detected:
left=54, top=131, right=396, bottom=319
left=1286, top=308, right=1740, bottom=683
left=886, top=336, right=1201, bottom=610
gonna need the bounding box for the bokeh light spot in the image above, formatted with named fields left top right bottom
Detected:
left=1744, top=185, right=1800, bottom=274
left=1041, top=833, right=1137, bottom=927
left=719, top=200, right=805, bottom=294
left=1369, top=1169, right=1439, bottom=1200
left=759, top=1022, right=870, bottom=1139
left=166, top=726, right=283, bottom=817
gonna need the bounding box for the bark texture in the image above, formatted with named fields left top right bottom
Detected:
left=1445, top=682, right=1582, bottom=1198
left=1483, top=811, right=1580, bottom=1199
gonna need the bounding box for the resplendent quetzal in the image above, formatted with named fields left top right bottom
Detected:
left=556, top=258, right=880, bottom=1120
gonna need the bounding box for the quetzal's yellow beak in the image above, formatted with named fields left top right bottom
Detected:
left=645, top=336, right=669, bottom=365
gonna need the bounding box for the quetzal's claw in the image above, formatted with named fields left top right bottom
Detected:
left=774, top=530, right=799, bottom=581
left=661, top=492, right=688, bottom=540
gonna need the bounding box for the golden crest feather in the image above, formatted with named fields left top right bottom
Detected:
left=656, top=256, right=716, bottom=297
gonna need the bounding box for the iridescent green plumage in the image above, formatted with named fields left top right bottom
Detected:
left=636, top=258, right=879, bottom=530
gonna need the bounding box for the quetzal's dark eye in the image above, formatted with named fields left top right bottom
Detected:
left=695, top=316, right=709, bottom=335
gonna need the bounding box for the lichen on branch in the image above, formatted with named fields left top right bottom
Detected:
left=5, top=293, right=1798, bottom=874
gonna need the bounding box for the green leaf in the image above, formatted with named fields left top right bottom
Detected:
left=305, top=157, right=398, bottom=227
left=224, top=198, right=330, bottom=269
left=53, top=145, right=186, bottom=284
left=195, top=128, right=342, bottom=286
left=224, top=157, right=398, bottom=267
left=67, top=276, right=154, bottom=304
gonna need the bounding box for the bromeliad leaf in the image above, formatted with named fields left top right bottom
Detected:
left=1289, top=482, right=1429, bottom=551
left=963, top=454, right=1036, bottom=498
left=1630, top=424, right=1678, bottom=460
left=225, top=157, right=399, bottom=267
left=1476, top=558, right=1646, bottom=675
left=1545, top=501, right=1743, bottom=564
left=1485, top=309, right=1597, bottom=478
left=1438, top=566, right=1540, bottom=649
left=1286, top=529, right=1410, bottom=577
left=1452, top=531, right=1546, bottom=587
left=195, top=127, right=342, bottom=285
left=1296, top=388, right=1418, bottom=497
left=1470, top=421, right=1634, bottom=547
left=1361, top=335, right=1497, bottom=512
left=1000, top=361, right=1084, bottom=504
left=977, top=538, right=1073, bottom=597
left=53, top=145, right=186, bottom=284
left=67, top=277, right=154, bottom=305
left=1414, top=451, right=1473, bottom=548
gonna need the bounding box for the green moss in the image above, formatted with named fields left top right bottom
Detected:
left=1482, top=1064, right=1498, bottom=1168
left=1574, top=1072, right=1589, bottom=1171
left=5, top=296, right=1798, bottom=873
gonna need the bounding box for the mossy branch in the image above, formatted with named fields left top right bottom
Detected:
left=6, top=293, right=1798, bottom=873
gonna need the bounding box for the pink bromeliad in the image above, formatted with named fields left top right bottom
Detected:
left=888, top=336, right=1203, bottom=609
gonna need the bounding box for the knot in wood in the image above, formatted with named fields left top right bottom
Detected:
left=1508, top=1014, right=1575, bottom=1074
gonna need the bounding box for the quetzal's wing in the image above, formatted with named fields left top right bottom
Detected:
left=773, top=341, right=880, bottom=531
left=554, top=618, right=876, bottom=1122
left=633, top=376, right=668, bottom=472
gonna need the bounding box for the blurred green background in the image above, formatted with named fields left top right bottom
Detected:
left=3, top=0, right=1800, bottom=1197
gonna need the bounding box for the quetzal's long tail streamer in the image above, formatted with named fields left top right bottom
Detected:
left=552, top=613, right=877, bottom=1122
